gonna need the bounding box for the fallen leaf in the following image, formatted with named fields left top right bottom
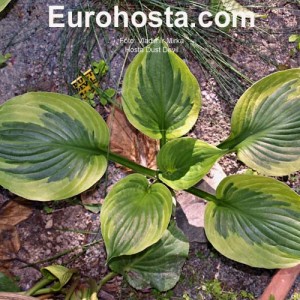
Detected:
left=0, top=225, right=20, bottom=261
left=107, top=102, right=158, bottom=170
left=0, top=198, right=31, bottom=278
left=0, top=198, right=32, bottom=226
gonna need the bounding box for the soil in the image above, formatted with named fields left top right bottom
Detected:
left=0, top=0, right=300, bottom=299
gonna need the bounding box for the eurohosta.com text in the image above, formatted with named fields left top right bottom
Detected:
left=49, top=5, right=256, bottom=29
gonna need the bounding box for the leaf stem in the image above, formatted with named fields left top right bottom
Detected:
left=217, top=136, right=246, bottom=151
left=97, top=272, right=118, bottom=292
left=32, top=287, right=55, bottom=296
left=160, top=132, right=167, bottom=148
left=24, top=278, right=54, bottom=296
left=185, top=186, right=217, bottom=202
left=103, top=150, right=218, bottom=202
left=107, top=151, right=158, bottom=178
left=64, top=278, right=80, bottom=300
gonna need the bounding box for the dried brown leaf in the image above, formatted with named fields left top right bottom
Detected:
left=0, top=225, right=20, bottom=261
left=0, top=199, right=29, bottom=276
left=0, top=198, right=32, bottom=226
left=107, top=104, right=158, bottom=170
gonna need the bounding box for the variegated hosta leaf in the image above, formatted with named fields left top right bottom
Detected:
left=219, top=69, right=300, bottom=176
left=122, top=38, right=201, bottom=140
left=0, top=92, right=109, bottom=201
left=205, top=175, right=300, bottom=269
left=157, top=138, right=226, bottom=190
left=100, top=174, right=172, bottom=261
left=109, top=223, right=189, bottom=292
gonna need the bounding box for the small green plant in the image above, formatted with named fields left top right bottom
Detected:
left=195, top=250, right=206, bottom=259
left=0, top=53, right=11, bottom=67
left=291, top=292, right=300, bottom=300
left=0, top=39, right=300, bottom=296
left=151, top=289, right=174, bottom=299
left=289, top=34, right=300, bottom=52
left=201, top=279, right=255, bottom=300
left=182, top=292, right=192, bottom=300
left=81, top=86, right=116, bottom=107
left=90, top=60, right=116, bottom=106
left=71, top=60, right=116, bottom=108
left=240, top=290, right=255, bottom=300
left=201, top=279, right=232, bottom=300
left=92, top=59, right=109, bottom=77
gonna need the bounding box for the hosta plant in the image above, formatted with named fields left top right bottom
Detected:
left=0, top=39, right=300, bottom=294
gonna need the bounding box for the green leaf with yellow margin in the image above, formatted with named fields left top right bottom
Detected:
left=219, top=69, right=300, bottom=176
left=122, top=38, right=201, bottom=140
left=100, top=174, right=173, bottom=262
left=205, top=175, right=300, bottom=268
left=0, top=92, right=109, bottom=201
left=157, top=138, right=226, bottom=190
left=109, top=222, right=189, bottom=292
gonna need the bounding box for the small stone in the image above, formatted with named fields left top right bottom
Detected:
left=176, top=163, right=226, bottom=243
left=56, top=236, right=62, bottom=243
left=176, top=193, right=207, bottom=243
left=45, top=219, right=53, bottom=229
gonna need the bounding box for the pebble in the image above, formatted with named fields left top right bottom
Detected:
left=45, top=219, right=53, bottom=229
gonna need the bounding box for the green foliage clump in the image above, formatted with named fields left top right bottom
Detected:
left=0, top=38, right=300, bottom=294
left=201, top=279, right=255, bottom=300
